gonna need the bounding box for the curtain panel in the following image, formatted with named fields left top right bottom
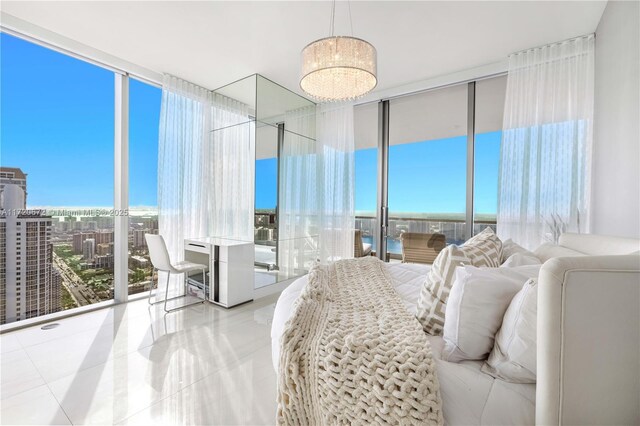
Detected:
left=158, top=75, right=253, bottom=291
left=206, top=93, right=254, bottom=242
left=497, top=35, right=595, bottom=249
left=278, top=102, right=356, bottom=271
left=159, top=74, right=357, bottom=287
left=278, top=106, right=318, bottom=276
left=158, top=75, right=211, bottom=278
left=316, top=103, right=356, bottom=263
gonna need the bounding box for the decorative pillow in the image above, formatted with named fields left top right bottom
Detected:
left=501, top=239, right=530, bottom=263
left=482, top=279, right=538, bottom=383
left=501, top=252, right=542, bottom=268
left=442, top=265, right=541, bottom=362
left=416, top=227, right=502, bottom=335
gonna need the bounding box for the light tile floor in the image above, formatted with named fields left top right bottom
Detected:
left=0, top=294, right=280, bottom=425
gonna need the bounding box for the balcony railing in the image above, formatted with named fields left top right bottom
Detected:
left=355, top=215, right=497, bottom=255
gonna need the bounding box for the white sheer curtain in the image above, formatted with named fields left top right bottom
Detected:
left=158, top=75, right=212, bottom=274
left=316, top=103, right=356, bottom=263
left=497, top=35, right=595, bottom=249
left=205, top=93, right=254, bottom=242
left=158, top=75, right=253, bottom=291
left=278, top=106, right=317, bottom=276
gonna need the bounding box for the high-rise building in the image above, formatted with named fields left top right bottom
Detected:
left=0, top=181, right=61, bottom=324
left=255, top=227, right=274, bottom=241
left=72, top=231, right=113, bottom=254
left=94, top=230, right=114, bottom=245
left=73, top=232, right=92, bottom=254
left=96, top=242, right=113, bottom=256
left=0, top=167, right=28, bottom=209
left=133, top=229, right=148, bottom=248
left=82, top=238, right=95, bottom=261
left=50, top=265, right=63, bottom=312
left=54, top=220, right=70, bottom=233
left=94, top=254, right=113, bottom=269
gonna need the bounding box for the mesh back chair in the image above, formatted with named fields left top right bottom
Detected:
left=146, top=234, right=208, bottom=313
left=354, top=230, right=372, bottom=258
left=400, top=232, right=446, bottom=264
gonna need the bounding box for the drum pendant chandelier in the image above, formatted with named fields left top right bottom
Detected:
left=300, top=1, right=377, bottom=102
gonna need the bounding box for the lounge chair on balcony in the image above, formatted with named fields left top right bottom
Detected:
left=354, top=230, right=372, bottom=257
left=400, top=232, right=446, bottom=264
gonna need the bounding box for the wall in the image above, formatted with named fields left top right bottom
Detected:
left=592, top=0, right=640, bottom=238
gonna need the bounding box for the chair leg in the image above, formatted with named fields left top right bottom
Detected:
left=148, top=267, right=155, bottom=305
left=149, top=270, right=196, bottom=308
left=162, top=271, right=205, bottom=313
left=202, top=268, right=208, bottom=300
left=163, top=271, right=171, bottom=313
left=149, top=270, right=183, bottom=306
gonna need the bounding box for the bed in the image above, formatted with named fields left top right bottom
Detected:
left=271, top=262, right=536, bottom=425
left=273, top=233, right=640, bottom=425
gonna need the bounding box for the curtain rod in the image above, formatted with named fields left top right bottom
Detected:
left=352, top=70, right=508, bottom=107
left=509, top=33, right=595, bottom=58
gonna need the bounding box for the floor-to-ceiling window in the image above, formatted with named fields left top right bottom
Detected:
left=473, top=76, right=507, bottom=235
left=354, top=76, right=507, bottom=263
left=387, top=84, right=469, bottom=260
left=354, top=103, right=379, bottom=256
left=128, top=78, right=161, bottom=296
left=1, top=33, right=115, bottom=323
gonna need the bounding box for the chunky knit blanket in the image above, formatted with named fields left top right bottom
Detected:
left=277, top=256, right=443, bottom=425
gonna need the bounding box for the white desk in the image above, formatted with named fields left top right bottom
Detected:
left=184, top=237, right=254, bottom=308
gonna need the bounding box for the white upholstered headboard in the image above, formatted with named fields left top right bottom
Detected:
left=536, top=233, right=640, bottom=425
left=559, top=232, right=640, bottom=256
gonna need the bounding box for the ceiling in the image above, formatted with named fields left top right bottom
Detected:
left=1, top=1, right=607, bottom=97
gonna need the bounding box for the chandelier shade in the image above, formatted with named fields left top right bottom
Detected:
left=300, top=36, right=377, bottom=102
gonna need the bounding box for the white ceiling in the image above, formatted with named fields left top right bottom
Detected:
left=1, top=1, right=606, bottom=97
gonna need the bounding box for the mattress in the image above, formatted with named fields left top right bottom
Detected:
left=271, top=262, right=536, bottom=425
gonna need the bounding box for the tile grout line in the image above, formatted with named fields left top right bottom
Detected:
left=116, top=339, right=276, bottom=425
left=21, top=344, right=74, bottom=426
left=0, top=345, right=41, bottom=402
left=9, top=302, right=198, bottom=386
left=3, top=296, right=279, bottom=425
left=11, top=299, right=156, bottom=352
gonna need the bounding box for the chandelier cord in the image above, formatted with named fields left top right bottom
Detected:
left=347, top=0, right=354, bottom=36
left=329, top=0, right=353, bottom=36
left=329, top=0, right=336, bottom=36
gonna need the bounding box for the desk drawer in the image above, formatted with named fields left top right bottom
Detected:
left=185, top=241, right=210, bottom=254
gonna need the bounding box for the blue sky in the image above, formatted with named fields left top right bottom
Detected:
left=353, top=132, right=500, bottom=215
left=256, top=132, right=500, bottom=214
left=2, top=32, right=500, bottom=215
left=256, top=158, right=277, bottom=209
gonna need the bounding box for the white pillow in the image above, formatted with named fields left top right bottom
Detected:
left=482, top=279, right=538, bottom=383
left=501, top=252, right=542, bottom=268
left=501, top=239, right=530, bottom=263
left=416, top=227, right=503, bottom=335
left=441, top=264, right=540, bottom=363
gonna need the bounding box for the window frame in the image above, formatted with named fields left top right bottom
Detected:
left=0, top=28, right=162, bottom=329
left=363, top=75, right=506, bottom=260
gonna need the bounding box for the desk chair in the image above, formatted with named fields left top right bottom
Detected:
left=400, top=232, right=446, bottom=264
left=146, top=234, right=208, bottom=313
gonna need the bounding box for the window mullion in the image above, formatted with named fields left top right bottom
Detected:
left=114, top=74, right=129, bottom=303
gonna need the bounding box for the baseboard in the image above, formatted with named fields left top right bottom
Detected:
left=253, top=276, right=300, bottom=299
